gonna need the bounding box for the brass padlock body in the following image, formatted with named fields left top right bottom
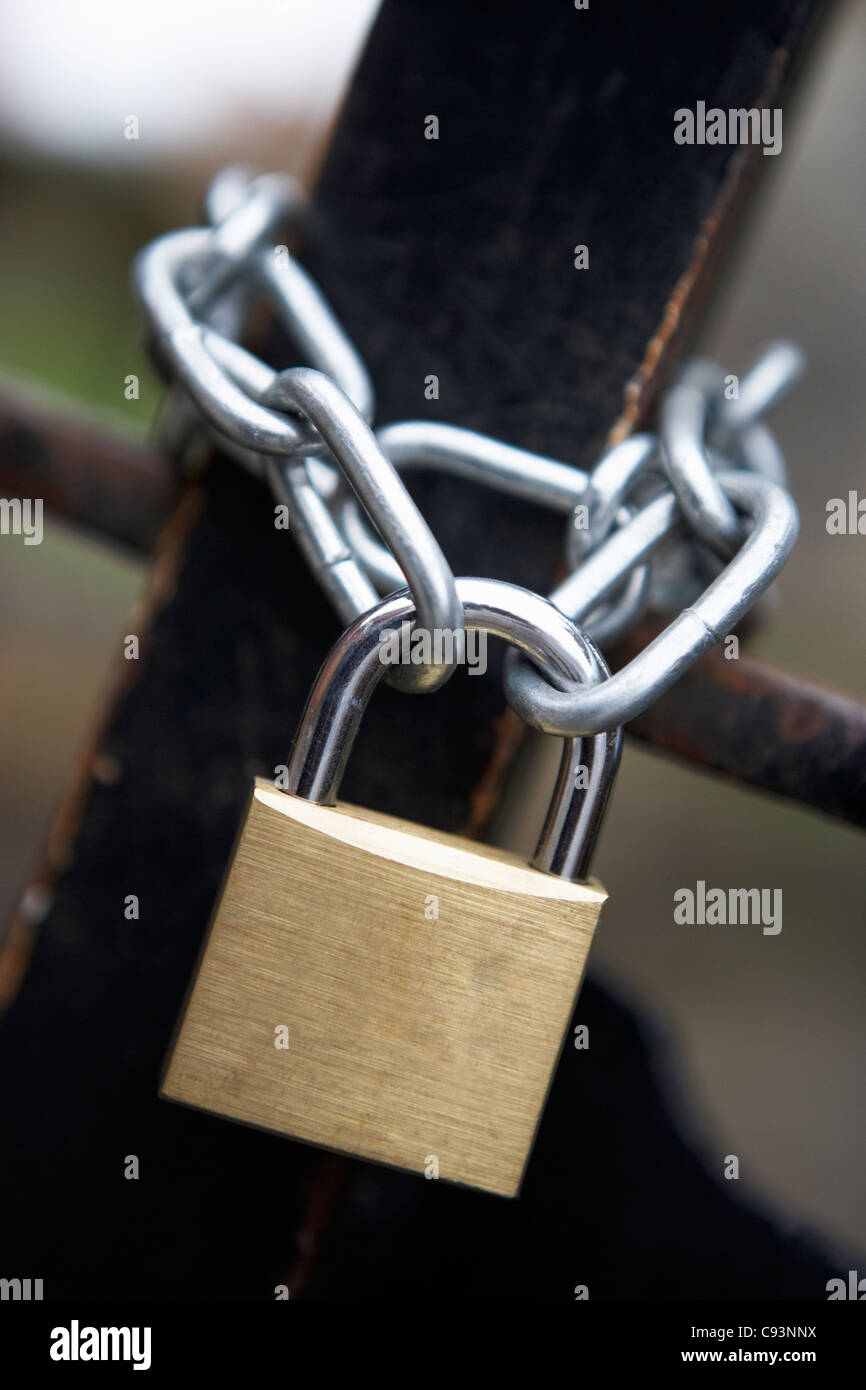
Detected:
left=162, top=780, right=606, bottom=1197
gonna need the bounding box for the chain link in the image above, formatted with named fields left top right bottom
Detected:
left=134, top=168, right=802, bottom=735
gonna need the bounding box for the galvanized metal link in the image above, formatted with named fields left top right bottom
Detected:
left=136, top=217, right=463, bottom=691
left=339, top=422, right=652, bottom=648
left=135, top=167, right=804, bottom=738
left=503, top=472, right=799, bottom=735
left=338, top=421, right=589, bottom=590
left=659, top=344, right=804, bottom=558
left=262, top=368, right=463, bottom=693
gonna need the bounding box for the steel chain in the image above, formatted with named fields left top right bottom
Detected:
left=134, top=167, right=802, bottom=735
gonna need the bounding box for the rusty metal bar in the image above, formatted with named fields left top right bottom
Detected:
left=0, top=383, right=863, bottom=830
left=0, top=379, right=176, bottom=554
left=621, top=622, right=866, bottom=827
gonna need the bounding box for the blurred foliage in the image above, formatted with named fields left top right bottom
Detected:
left=0, top=155, right=201, bottom=430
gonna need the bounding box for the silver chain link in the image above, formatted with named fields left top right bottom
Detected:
left=134, top=167, right=802, bottom=734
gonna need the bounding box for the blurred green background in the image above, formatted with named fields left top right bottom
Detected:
left=0, top=0, right=863, bottom=1260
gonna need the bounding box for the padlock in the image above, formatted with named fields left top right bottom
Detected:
left=161, top=577, right=621, bottom=1197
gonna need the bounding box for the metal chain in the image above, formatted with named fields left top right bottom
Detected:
left=134, top=167, right=802, bottom=734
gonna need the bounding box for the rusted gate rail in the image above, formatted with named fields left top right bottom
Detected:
left=2, top=381, right=863, bottom=827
